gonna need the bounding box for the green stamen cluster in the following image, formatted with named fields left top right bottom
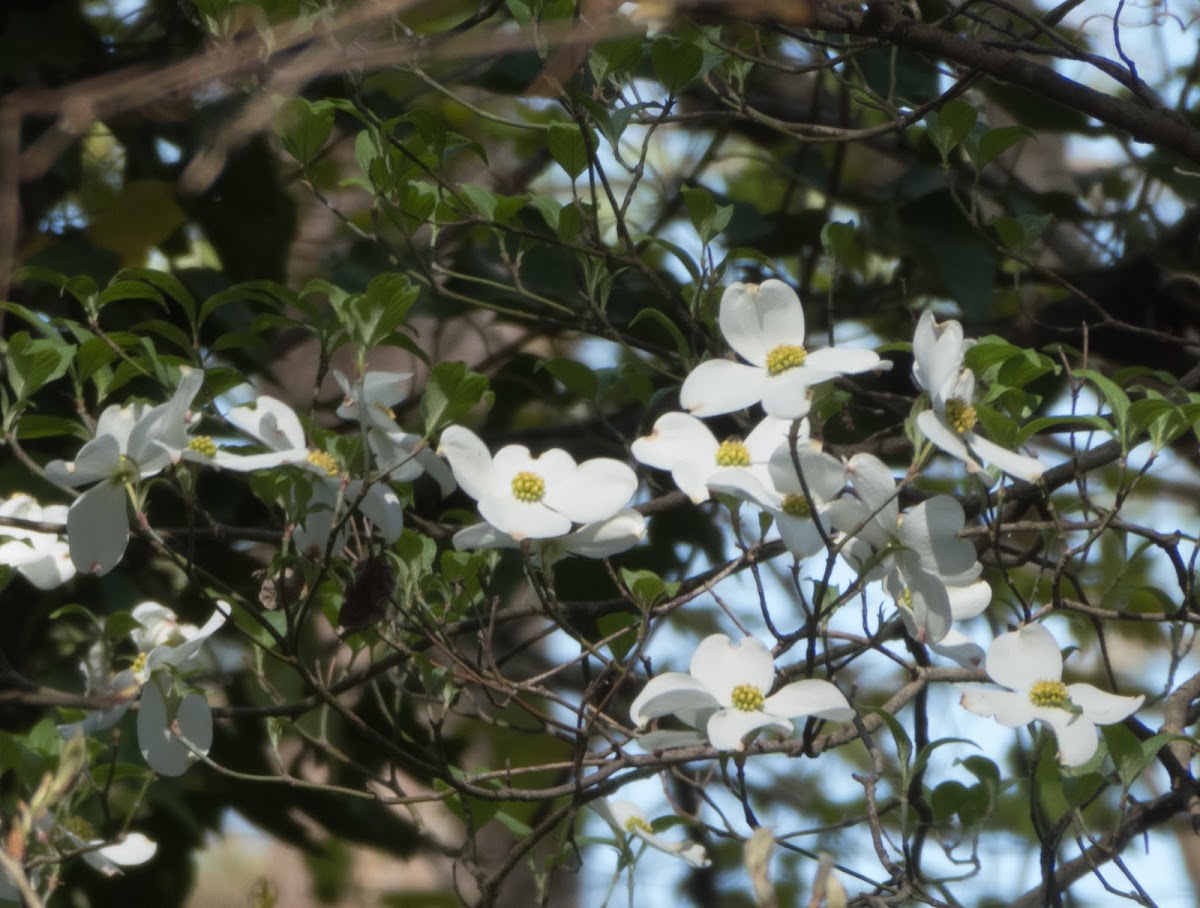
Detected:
left=900, top=587, right=913, bottom=609
left=188, top=435, right=218, bottom=458
left=715, top=439, right=752, bottom=467
left=131, top=652, right=148, bottom=676
left=944, top=397, right=978, bottom=434
left=62, top=816, right=97, bottom=841
left=114, top=454, right=140, bottom=484
left=373, top=402, right=395, bottom=419
left=624, top=816, right=653, bottom=835
left=511, top=471, right=546, bottom=502
left=780, top=493, right=812, bottom=518
left=730, top=683, right=765, bottom=712
left=307, top=450, right=340, bottom=477
left=765, top=344, right=808, bottom=376
left=1028, top=679, right=1071, bottom=709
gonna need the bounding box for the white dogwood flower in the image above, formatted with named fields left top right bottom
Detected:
left=631, top=412, right=794, bottom=504
left=838, top=453, right=989, bottom=645
left=452, top=508, right=646, bottom=564
left=709, top=441, right=850, bottom=559
left=46, top=369, right=204, bottom=575
left=333, top=369, right=455, bottom=496
left=911, top=311, right=1045, bottom=482
left=0, top=494, right=74, bottom=589
left=630, top=634, right=854, bottom=752
left=438, top=425, right=638, bottom=540
left=959, top=623, right=1144, bottom=766
left=58, top=602, right=228, bottom=779
left=594, top=800, right=710, bottom=869
left=680, top=280, right=882, bottom=419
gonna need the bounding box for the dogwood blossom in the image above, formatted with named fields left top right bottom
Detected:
left=58, top=602, right=228, bottom=777
left=959, top=623, right=1144, bottom=766
left=452, top=508, right=646, bottom=564
left=333, top=369, right=455, bottom=495
left=709, top=441, right=850, bottom=560
left=630, top=634, right=854, bottom=751
left=631, top=412, right=794, bottom=504
left=438, top=425, right=638, bottom=540
left=911, top=310, right=1045, bottom=482
left=46, top=369, right=203, bottom=575
left=182, top=394, right=403, bottom=552
left=593, top=800, right=710, bottom=868
left=0, top=494, right=74, bottom=589
left=838, top=453, right=989, bottom=645
left=680, top=280, right=882, bottom=419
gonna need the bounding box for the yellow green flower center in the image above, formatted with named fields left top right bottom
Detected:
left=373, top=402, right=395, bottom=420
left=715, top=439, right=751, bottom=467
left=780, top=493, right=811, bottom=518
left=114, top=454, right=139, bottom=483
left=944, top=397, right=977, bottom=435
left=306, top=450, right=340, bottom=477
left=900, top=587, right=913, bottom=609
left=730, top=683, right=765, bottom=712
left=1028, top=679, right=1071, bottom=709
left=765, top=344, right=808, bottom=376
left=62, top=816, right=97, bottom=841
left=131, top=652, right=148, bottom=676
left=511, top=471, right=546, bottom=502
left=188, top=435, right=217, bottom=457
left=623, top=816, right=653, bottom=835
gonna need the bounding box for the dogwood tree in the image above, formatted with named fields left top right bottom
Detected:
left=3, top=2, right=1200, bottom=906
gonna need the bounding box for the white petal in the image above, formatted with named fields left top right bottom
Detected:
left=67, top=482, right=130, bottom=575
left=720, top=280, right=806, bottom=366
left=966, top=433, right=1046, bottom=482
left=987, top=624, right=1062, bottom=692
left=208, top=449, right=307, bottom=472
left=452, top=522, right=517, bottom=551
left=912, top=311, right=964, bottom=396
left=680, top=360, right=770, bottom=417
left=804, top=346, right=881, bottom=377
left=562, top=510, right=646, bottom=558
left=631, top=412, right=717, bottom=471
left=352, top=481, right=404, bottom=543
left=845, top=453, right=899, bottom=531
left=763, top=679, right=853, bottom=721
left=761, top=370, right=825, bottom=418
left=437, top=426, right=498, bottom=503
left=546, top=458, right=637, bottom=523
left=928, top=629, right=986, bottom=669
left=899, top=496, right=976, bottom=577
left=707, top=468, right=779, bottom=509
left=1068, top=684, right=1144, bottom=725
left=947, top=578, right=991, bottom=620
left=635, top=729, right=708, bottom=750
left=127, top=369, right=203, bottom=466
left=492, top=444, right=541, bottom=478
left=630, top=673, right=719, bottom=726
left=769, top=445, right=846, bottom=504
left=689, top=635, right=775, bottom=705
left=47, top=434, right=122, bottom=487
left=136, top=683, right=181, bottom=776
left=1038, top=709, right=1099, bottom=767
left=777, top=515, right=824, bottom=560
left=478, top=497, right=571, bottom=540
left=97, top=832, right=157, bottom=867
left=706, top=707, right=792, bottom=751
left=916, top=410, right=974, bottom=466
left=225, top=396, right=305, bottom=452
left=899, top=561, right=953, bottom=643
left=744, top=415, right=796, bottom=461
left=672, top=458, right=718, bottom=503
left=957, top=685, right=1036, bottom=727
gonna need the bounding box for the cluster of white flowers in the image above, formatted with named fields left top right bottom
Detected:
left=623, top=286, right=1140, bottom=769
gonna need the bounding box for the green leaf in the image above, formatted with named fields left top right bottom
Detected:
left=547, top=122, right=590, bottom=181
left=619, top=568, right=678, bottom=609
left=968, top=124, right=1034, bottom=169
left=866, top=706, right=912, bottom=775
left=651, top=37, right=704, bottom=93
left=820, top=221, right=864, bottom=270
left=276, top=97, right=334, bottom=165
left=14, top=414, right=90, bottom=440
left=459, top=184, right=499, bottom=221
left=1076, top=368, right=1131, bottom=449
left=630, top=306, right=691, bottom=362
left=681, top=187, right=733, bottom=244
left=422, top=362, right=491, bottom=434
left=924, top=100, right=978, bottom=162
left=5, top=332, right=74, bottom=400
left=930, top=779, right=969, bottom=823
left=994, top=214, right=1053, bottom=253
left=596, top=611, right=639, bottom=661
left=537, top=358, right=597, bottom=398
